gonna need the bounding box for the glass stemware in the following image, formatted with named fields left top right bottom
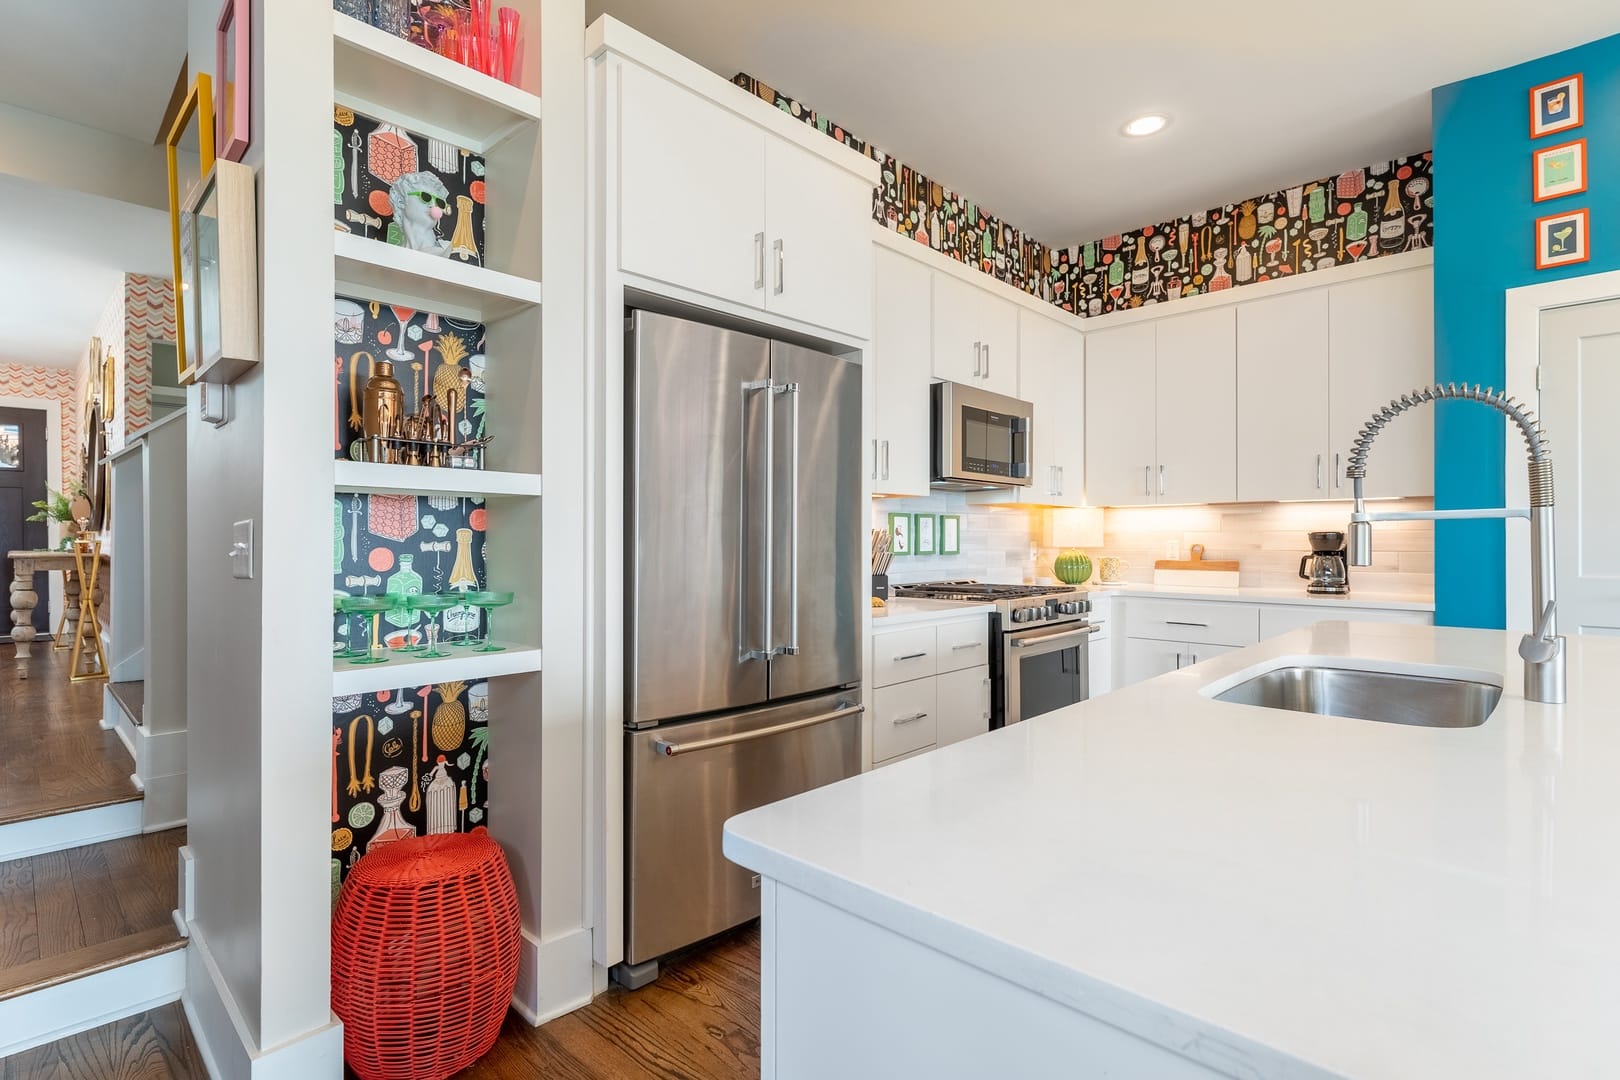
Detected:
left=386, top=304, right=417, bottom=363
left=339, top=596, right=393, bottom=665
left=405, top=593, right=459, bottom=658
left=462, top=590, right=515, bottom=652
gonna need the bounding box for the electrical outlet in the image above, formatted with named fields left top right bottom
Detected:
left=1165, top=540, right=1181, bottom=560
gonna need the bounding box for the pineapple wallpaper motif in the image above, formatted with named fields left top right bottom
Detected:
left=732, top=74, right=1434, bottom=317
left=330, top=681, right=491, bottom=891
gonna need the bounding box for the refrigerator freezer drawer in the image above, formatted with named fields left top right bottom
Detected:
left=624, top=691, right=862, bottom=965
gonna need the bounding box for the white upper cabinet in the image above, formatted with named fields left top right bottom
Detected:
left=1329, top=267, right=1434, bottom=498
left=763, top=138, right=873, bottom=340
left=1018, top=310, right=1086, bottom=505
left=618, top=62, right=766, bottom=310
left=1155, top=307, right=1237, bottom=505
left=1084, top=323, right=1157, bottom=507
left=616, top=60, right=871, bottom=340
left=931, top=271, right=1019, bottom=397
left=871, top=246, right=934, bottom=497
left=1237, top=290, right=1331, bottom=502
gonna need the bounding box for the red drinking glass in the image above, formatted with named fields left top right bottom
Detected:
left=498, top=8, right=520, bottom=86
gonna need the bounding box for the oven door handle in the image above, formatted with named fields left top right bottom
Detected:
left=1008, top=624, right=1098, bottom=653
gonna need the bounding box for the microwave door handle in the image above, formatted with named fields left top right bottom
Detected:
left=778, top=382, right=801, bottom=656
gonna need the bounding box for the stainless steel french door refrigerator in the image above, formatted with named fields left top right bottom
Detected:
left=621, top=309, right=862, bottom=980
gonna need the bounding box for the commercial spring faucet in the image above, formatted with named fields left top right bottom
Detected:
left=1344, top=383, right=1566, bottom=704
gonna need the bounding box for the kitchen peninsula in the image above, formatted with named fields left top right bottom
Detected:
left=724, top=622, right=1619, bottom=1078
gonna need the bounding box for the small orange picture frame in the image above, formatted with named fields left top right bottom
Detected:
left=1529, top=73, right=1583, bottom=139
left=1533, top=138, right=1587, bottom=202
left=1535, top=207, right=1589, bottom=271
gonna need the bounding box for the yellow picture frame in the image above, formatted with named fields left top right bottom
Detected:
left=165, top=72, right=215, bottom=387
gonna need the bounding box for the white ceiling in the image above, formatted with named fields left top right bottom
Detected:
left=0, top=174, right=172, bottom=370
left=0, top=0, right=188, bottom=143
left=589, top=0, right=1620, bottom=245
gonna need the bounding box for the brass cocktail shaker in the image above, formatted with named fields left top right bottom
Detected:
left=362, top=360, right=405, bottom=463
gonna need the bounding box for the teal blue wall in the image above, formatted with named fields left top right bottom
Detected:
left=1431, top=34, right=1620, bottom=627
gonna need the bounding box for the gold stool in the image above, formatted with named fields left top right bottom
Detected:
left=68, top=537, right=108, bottom=683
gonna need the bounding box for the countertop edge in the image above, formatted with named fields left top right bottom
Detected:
left=1088, top=584, right=1435, bottom=612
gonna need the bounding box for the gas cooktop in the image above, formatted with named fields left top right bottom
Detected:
left=892, top=581, right=1080, bottom=602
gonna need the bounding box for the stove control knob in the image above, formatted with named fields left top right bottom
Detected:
left=1011, top=607, right=1028, bottom=623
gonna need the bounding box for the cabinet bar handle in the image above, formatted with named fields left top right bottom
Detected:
left=1158, top=464, right=1166, bottom=497
left=872, top=438, right=879, bottom=480
left=973, top=341, right=982, bottom=377
left=1165, top=620, right=1208, bottom=628
left=951, top=642, right=983, bottom=651
left=882, top=440, right=890, bottom=480
left=1144, top=465, right=1151, bottom=496
left=1316, top=453, right=1323, bottom=490
left=983, top=344, right=990, bottom=379
left=1334, top=452, right=1342, bottom=489
left=894, top=652, right=928, bottom=662
left=754, top=232, right=765, bottom=290
left=773, top=238, right=785, bottom=295
left=895, top=712, right=929, bottom=725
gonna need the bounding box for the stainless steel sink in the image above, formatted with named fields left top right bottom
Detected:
left=1212, top=665, right=1503, bottom=728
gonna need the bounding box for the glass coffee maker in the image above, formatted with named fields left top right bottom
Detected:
left=1299, top=531, right=1349, bottom=595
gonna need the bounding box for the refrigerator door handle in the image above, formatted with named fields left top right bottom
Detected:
left=653, top=704, right=865, bottom=757
left=776, top=382, right=801, bottom=656
left=742, top=378, right=775, bottom=661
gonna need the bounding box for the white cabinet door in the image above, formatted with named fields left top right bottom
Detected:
left=1087, top=634, right=1112, bottom=698
left=618, top=62, right=765, bottom=309
left=977, top=290, right=1020, bottom=397
left=1156, top=307, right=1237, bottom=505
left=1084, top=323, right=1157, bottom=507
left=871, top=247, right=933, bottom=496
left=1122, top=636, right=1188, bottom=685
left=931, top=272, right=985, bottom=386
left=1019, top=310, right=1086, bottom=505
left=764, top=138, right=873, bottom=339
left=1329, top=267, right=1434, bottom=498
left=1238, top=290, right=1330, bottom=502
left=935, top=666, right=992, bottom=748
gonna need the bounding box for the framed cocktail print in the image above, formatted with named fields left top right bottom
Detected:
left=939, top=515, right=961, bottom=556
left=183, top=157, right=260, bottom=384
left=1533, top=139, right=1586, bottom=202
left=887, top=513, right=913, bottom=556
left=215, top=0, right=251, bottom=161
left=1530, top=74, right=1582, bottom=139
left=914, top=513, right=937, bottom=556
left=1535, top=207, right=1589, bottom=270
left=165, top=72, right=215, bottom=385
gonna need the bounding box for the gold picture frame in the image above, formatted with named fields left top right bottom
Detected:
left=102, top=351, right=118, bottom=423
left=165, top=73, right=215, bottom=387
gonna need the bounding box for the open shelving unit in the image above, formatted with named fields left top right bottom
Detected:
left=333, top=643, right=544, bottom=696
left=333, top=460, right=543, bottom=498
left=334, top=232, right=543, bottom=323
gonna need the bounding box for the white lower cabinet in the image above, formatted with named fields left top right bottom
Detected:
left=1123, top=637, right=1238, bottom=684
left=1088, top=631, right=1112, bottom=697
left=871, top=614, right=992, bottom=764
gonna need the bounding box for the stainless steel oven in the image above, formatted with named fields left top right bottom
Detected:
left=931, top=381, right=1033, bottom=491
left=996, top=615, right=1097, bottom=727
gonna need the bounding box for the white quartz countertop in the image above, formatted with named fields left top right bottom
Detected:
left=725, top=622, right=1618, bottom=1078
left=1086, top=581, right=1435, bottom=611
left=871, top=598, right=996, bottom=626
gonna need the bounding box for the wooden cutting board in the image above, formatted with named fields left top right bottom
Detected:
left=1153, top=544, right=1238, bottom=572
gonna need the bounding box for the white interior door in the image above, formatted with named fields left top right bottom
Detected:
left=1540, top=298, right=1620, bottom=635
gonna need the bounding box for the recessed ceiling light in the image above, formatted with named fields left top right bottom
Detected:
left=1122, top=114, right=1169, bottom=138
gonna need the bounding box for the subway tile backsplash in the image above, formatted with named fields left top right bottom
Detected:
left=872, top=497, right=1435, bottom=597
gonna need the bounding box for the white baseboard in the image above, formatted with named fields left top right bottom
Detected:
left=0, top=800, right=143, bottom=860
left=0, top=947, right=185, bottom=1058
left=102, top=699, right=187, bottom=831
left=510, top=925, right=594, bottom=1027
left=184, top=928, right=346, bottom=1080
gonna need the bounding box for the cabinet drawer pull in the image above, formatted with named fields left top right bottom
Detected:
left=951, top=642, right=983, bottom=651
left=1164, top=620, right=1208, bottom=628
left=893, top=712, right=929, bottom=725
left=893, top=652, right=928, bottom=662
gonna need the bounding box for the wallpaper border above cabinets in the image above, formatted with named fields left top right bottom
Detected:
left=731, top=74, right=1434, bottom=319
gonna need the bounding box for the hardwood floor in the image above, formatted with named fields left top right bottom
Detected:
left=0, top=646, right=139, bottom=826
left=0, top=829, right=185, bottom=1000
left=0, top=1002, right=205, bottom=1080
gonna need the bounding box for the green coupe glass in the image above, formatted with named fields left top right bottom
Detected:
left=461, top=590, right=516, bottom=653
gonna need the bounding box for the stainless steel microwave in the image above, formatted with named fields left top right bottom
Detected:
left=931, top=381, right=1034, bottom=491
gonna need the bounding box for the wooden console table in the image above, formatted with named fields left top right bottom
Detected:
left=8, top=548, right=107, bottom=680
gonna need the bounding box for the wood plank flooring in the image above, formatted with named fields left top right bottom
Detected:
left=0, top=647, right=139, bottom=826
left=0, top=829, right=185, bottom=1000
left=2, top=904, right=760, bottom=1079
left=0, top=1002, right=205, bottom=1080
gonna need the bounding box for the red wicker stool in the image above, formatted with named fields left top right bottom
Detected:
left=332, top=828, right=521, bottom=1080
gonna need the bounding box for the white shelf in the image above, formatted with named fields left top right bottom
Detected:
left=333, top=642, right=542, bottom=696
left=334, top=231, right=542, bottom=323
left=333, top=12, right=541, bottom=153
left=333, top=461, right=542, bottom=498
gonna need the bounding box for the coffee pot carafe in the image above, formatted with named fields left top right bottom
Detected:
left=1299, top=530, right=1349, bottom=595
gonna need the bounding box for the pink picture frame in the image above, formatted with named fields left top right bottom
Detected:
left=215, top=0, right=251, bottom=162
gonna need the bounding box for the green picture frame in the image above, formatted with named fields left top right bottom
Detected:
left=939, top=515, right=961, bottom=556
left=915, top=513, right=937, bottom=556
left=887, top=512, right=913, bottom=556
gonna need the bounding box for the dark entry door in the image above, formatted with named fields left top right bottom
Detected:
left=0, top=405, right=50, bottom=638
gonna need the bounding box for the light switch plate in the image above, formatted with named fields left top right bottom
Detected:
left=231, top=519, right=254, bottom=579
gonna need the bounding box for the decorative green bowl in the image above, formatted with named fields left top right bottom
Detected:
left=1054, top=551, right=1093, bottom=586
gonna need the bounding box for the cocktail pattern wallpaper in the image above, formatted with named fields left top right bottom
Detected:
left=333, top=104, right=487, bottom=261
left=732, top=75, right=1433, bottom=317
